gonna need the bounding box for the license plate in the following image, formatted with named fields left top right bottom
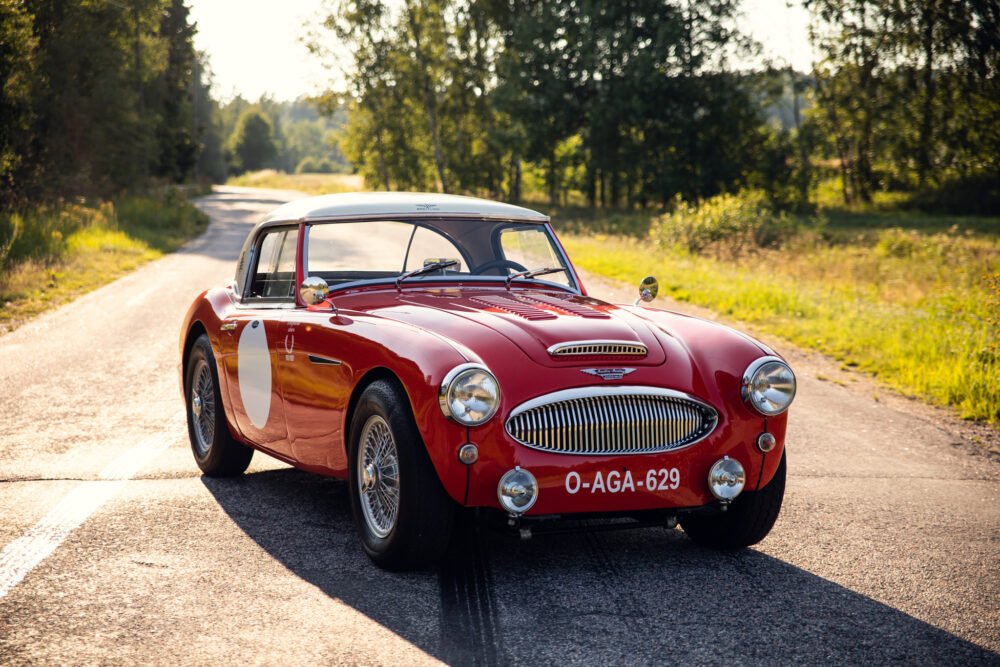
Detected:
left=564, top=468, right=680, bottom=495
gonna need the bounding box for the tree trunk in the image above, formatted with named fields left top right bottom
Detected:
left=405, top=3, right=448, bottom=193
left=374, top=127, right=390, bottom=191
left=547, top=152, right=558, bottom=206
left=917, top=1, right=936, bottom=189
left=510, top=154, right=521, bottom=202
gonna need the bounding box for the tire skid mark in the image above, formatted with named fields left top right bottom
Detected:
left=581, top=529, right=652, bottom=631
left=438, top=519, right=505, bottom=666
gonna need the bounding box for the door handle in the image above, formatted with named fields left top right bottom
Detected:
left=220, top=322, right=237, bottom=331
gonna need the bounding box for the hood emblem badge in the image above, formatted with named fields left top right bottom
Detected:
left=581, top=368, right=636, bottom=381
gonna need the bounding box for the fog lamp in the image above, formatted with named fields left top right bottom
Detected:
left=497, top=467, right=538, bottom=515
left=708, top=456, right=745, bottom=501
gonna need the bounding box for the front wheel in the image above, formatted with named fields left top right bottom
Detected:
left=348, top=379, right=455, bottom=570
left=680, top=452, right=786, bottom=550
left=185, top=334, right=254, bottom=476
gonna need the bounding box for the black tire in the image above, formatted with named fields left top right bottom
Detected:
left=184, top=334, right=254, bottom=477
left=347, top=379, right=455, bottom=570
left=680, top=452, right=786, bottom=550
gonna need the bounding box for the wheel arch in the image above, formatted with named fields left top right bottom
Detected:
left=344, top=367, right=409, bottom=446
left=182, top=320, right=209, bottom=386
left=342, top=364, right=468, bottom=506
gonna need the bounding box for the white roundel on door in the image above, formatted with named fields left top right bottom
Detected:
left=237, top=320, right=272, bottom=429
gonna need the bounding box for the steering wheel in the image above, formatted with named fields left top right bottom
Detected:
left=471, top=259, right=528, bottom=275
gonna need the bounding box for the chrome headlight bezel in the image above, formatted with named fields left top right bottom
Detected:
left=741, top=356, right=796, bottom=417
left=438, top=363, right=501, bottom=426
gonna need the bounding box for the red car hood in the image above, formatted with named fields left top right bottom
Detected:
left=358, top=287, right=668, bottom=367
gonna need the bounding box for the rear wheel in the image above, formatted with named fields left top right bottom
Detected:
left=681, top=452, right=786, bottom=550
left=348, top=379, right=455, bottom=570
left=185, top=334, right=254, bottom=476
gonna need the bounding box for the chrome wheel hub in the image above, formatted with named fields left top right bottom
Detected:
left=190, top=359, right=216, bottom=457
left=362, top=463, right=378, bottom=491
left=357, top=415, right=399, bottom=539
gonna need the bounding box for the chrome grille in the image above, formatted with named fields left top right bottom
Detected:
left=505, top=387, right=718, bottom=455
left=548, top=340, right=648, bottom=357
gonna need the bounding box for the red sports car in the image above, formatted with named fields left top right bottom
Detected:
left=180, top=192, right=795, bottom=569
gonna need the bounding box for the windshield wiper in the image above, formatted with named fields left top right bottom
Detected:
left=505, top=266, right=567, bottom=289
left=396, top=259, right=460, bottom=289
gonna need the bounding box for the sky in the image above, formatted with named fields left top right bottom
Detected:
left=189, top=0, right=814, bottom=103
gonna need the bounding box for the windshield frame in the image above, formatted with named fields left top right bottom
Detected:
left=298, top=217, right=581, bottom=296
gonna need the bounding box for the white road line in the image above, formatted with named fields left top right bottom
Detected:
left=0, top=411, right=185, bottom=600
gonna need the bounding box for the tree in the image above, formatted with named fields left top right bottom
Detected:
left=227, top=108, right=277, bottom=174
left=806, top=0, right=999, bottom=207
left=316, top=0, right=785, bottom=207
left=0, top=0, right=215, bottom=205
left=153, top=0, right=198, bottom=182
left=0, top=0, right=39, bottom=207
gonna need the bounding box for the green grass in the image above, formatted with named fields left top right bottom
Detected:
left=562, top=206, right=999, bottom=423
left=226, top=170, right=365, bottom=195
left=0, top=190, right=208, bottom=331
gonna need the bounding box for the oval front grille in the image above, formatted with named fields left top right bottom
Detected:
left=505, top=387, right=718, bottom=455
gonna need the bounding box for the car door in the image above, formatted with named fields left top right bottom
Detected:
left=276, top=310, right=354, bottom=474
left=217, top=226, right=297, bottom=454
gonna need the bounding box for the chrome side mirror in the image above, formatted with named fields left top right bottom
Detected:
left=300, top=276, right=330, bottom=306
left=635, top=276, right=658, bottom=306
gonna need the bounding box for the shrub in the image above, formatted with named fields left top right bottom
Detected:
left=295, top=157, right=337, bottom=174
left=650, top=189, right=804, bottom=257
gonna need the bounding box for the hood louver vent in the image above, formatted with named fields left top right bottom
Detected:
left=519, top=293, right=610, bottom=319
left=471, top=296, right=557, bottom=320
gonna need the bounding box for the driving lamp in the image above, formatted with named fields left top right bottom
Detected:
left=498, top=467, right=538, bottom=514
left=708, top=456, right=746, bottom=502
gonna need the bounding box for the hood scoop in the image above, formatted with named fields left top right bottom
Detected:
left=548, top=340, right=648, bottom=357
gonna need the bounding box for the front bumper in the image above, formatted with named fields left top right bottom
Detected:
left=457, top=412, right=786, bottom=516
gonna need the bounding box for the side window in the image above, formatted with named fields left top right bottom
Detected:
left=248, top=228, right=298, bottom=300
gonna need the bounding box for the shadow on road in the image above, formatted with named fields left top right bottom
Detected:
left=203, top=468, right=998, bottom=666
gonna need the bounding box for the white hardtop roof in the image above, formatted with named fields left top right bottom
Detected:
left=261, top=191, right=549, bottom=225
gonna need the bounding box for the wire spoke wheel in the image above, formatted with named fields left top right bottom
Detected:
left=190, top=358, right=216, bottom=457
left=358, top=415, right=400, bottom=539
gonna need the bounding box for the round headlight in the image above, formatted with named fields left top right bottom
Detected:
left=439, top=364, right=500, bottom=426
left=741, top=357, right=796, bottom=416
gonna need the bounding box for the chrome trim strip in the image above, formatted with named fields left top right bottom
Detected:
left=547, top=340, right=648, bottom=357
left=505, top=386, right=719, bottom=456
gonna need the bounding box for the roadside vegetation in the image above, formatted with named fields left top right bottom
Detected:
left=226, top=171, right=364, bottom=195
left=561, top=187, right=999, bottom=423
left=0, top=190, right=208, bottom=332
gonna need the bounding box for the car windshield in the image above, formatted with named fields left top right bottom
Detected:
left=305, top=219, right=575, bottom=290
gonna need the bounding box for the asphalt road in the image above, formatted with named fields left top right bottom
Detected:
left=1, top=187, right=997, bottom=666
